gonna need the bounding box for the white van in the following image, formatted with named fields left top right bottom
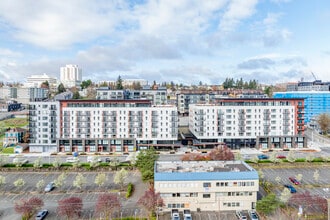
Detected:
left=87, top=156, right=102, bottom=163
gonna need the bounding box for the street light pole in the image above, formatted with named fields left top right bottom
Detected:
left=218, top=196, right=221, bottom=220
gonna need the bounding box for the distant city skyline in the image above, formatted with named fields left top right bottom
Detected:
left=0, top=0, right=329, bottom=85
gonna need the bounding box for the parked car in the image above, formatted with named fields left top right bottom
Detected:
left=13, top=157, right=29, bottom=164
left=284, top=184, right=297, bottom=193
left=235, top=210, right=247, bottom=220
left=35, top=209, right=48, bottom=220
left=276, top=155, right=286, bottom=159
left=66, top=157, right=79, bottom=163
left=183, top=209, right=192, bottom=220
left=105, top=157, right=111, bottom=163
left=44, top=182, right=55, bottom=192
left=257, top=154, right=269, bottom=160
left=171, top=209, right=181, bottom=220
left=248, top=210, right=259, bottom=220
left=289, top=177, right=300, bottom=185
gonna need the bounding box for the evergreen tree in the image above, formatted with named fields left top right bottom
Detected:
left=116, top=75, right=123, bottom=90
left=57, top=83, right=66, bottom=94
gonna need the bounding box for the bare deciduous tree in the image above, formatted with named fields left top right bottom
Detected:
left=317, top=113, right=330, bottom=135
left=57, top=197, right=83, bottom=220
left=14, top=197, right=43, bottom=220
left=138, top=187, right=164, bottom=218
left=95, top=193, right=121, bottom=220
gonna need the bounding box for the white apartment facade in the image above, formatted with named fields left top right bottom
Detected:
left=29, top=100, right=178, bottom=153
left=60, top=64, right=82, bottom=88
left=189, top=98, right=306, bottom=149
left=29, top=102, right=60, bottom=153
left=154, top=161, right=259, bottom=212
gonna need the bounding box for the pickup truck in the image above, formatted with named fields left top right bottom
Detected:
left=171, top=209, right=180, bottom=220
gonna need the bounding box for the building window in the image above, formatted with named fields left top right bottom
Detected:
left=203, top=182, right=211, bottom=187
left=203, top=194, right=211, bottom=198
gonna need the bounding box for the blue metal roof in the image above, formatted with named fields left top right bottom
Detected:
left=154, top=171, right=258, bottom=181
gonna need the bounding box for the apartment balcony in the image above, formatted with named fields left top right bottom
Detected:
left=77, top=123, right=91, bottom=128
left=103, top=112, right=115, bottom=116
left=129, top=123, right=142, bottom=128
left=194, top=116, right=205, bottom=121
left=238, top=109, right=245, bottom=114
left=129, top=116, right=141, bottom=122
left=195, top=122, right=204, bottom=126
left=77, top=112, right=91, bottom=116
left=129, top=112, right=142, bottom=116
left=103, top=116, right=116, bottom=121
left=195, top=111, right=205, bottom=115
left=77, top=116, right=91, bottom=122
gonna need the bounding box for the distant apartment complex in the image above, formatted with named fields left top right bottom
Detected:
left=96, top=85, right=168, bottom=105
left=60, top=64, right=82, bottom=88
left=25, top=73, right=57, bottom=88
left=273, top=91, right=330, bottom=123
left=286, top=80, right=330, bottom=92
left=29, top=100, right=178, bottom=153
left=189, top=98, right=306, bottom=149
left=177, top=92, right=214, bottom=115
left=154, top=161, right=259, bottom=212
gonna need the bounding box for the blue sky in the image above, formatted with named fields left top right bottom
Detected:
left=0, top=0, right=329, bottom=85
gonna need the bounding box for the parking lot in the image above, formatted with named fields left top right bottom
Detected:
left=0, top=171, right=148, bottom=220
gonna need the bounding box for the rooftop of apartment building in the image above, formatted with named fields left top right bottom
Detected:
left=156, top=160, right=251, bottom=173
left=155, top=161, right=258, bottom=181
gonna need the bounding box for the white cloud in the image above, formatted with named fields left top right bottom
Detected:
left=0, top=0, right=120, bottom=49
left=220, top=0, right=258, bottom=32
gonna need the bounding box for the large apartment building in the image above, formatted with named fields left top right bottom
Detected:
left=273, top=91, right=330, bottom=123
left=60, top=64, right=82, bottom=88
left=29, top=100, right=178, bottom=153
left=29, top=101, right=60, bottom=153
left=189, top=98, right=306, bottom=149
left=154, top=161, right=259, bottom=212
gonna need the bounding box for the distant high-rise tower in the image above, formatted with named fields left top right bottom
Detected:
left=60, top=64, right=82, bottom=88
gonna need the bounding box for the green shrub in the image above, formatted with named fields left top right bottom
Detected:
left=80, top=152, right=86, bottom=155
left=42, top=163, right=52, bottom=168
left=312, top=158, right=324, bottom=162
left=22, top=163, right=33, bottom=167
left=126, top=182, right=134, bottom=198
left=3, top=163, right=16, bottom=167
left=66, top=152, right=72, bottom=155
left=295, top=158, right=305, bottom=162
left=61, top=163, right=73, bottom=167
left=2, top=147, right=14, bottom=154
